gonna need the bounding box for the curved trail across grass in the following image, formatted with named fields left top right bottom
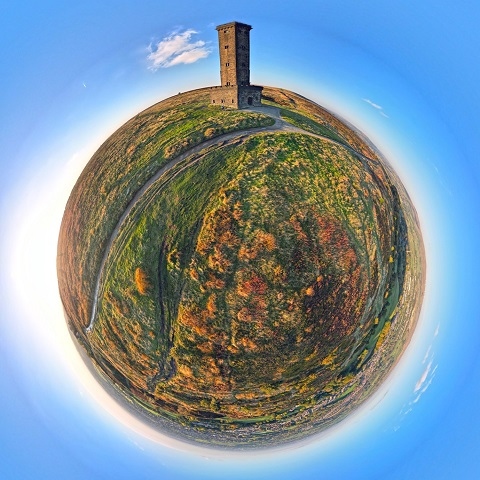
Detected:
left=86, top=105, right=378, bottom=332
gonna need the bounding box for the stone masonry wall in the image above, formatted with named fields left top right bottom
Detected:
left=210, top=86, right=263, bottom=109
left=210, top=86, right=240, bottom=108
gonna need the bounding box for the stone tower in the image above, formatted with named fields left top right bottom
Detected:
left=210, top=21, right=263, bottom=109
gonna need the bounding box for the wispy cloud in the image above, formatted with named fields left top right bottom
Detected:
left=414, top=361, right=433, bottom=393
left=362, top=98, right=389, bottom=118
left=422, top=345, right=432, bottom=364
left=147, top=29, right=211, bottom=70
left=393, top=328, right=440, bottom=430
left=413, top=360, right=437, bottom=407
left=363, top=98, right=382, bottom=110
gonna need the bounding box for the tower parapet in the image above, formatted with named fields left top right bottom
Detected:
left=210, top=21, right=263, bottom=109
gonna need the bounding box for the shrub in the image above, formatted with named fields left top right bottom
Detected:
left=134, top=267, right=151, bottom=295
left=204, top=127, right=216, bottom=138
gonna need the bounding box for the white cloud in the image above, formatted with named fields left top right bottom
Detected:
left=363, top=98, right=389, bottom=118
left=394, top=357, right=438, bottom=427
left=147, top=29, right=211, bottom=70
left=413, top=362, right=438, bottom=405
left=363, top=98, right=382, bottom=110
left=414, top=360, right=433, bottom=393
left=422, top=345, right=432, bottom=364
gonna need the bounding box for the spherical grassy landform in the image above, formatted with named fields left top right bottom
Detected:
left=57, top=86, right=425, bottom=448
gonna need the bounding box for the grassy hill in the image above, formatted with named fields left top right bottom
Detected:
left=57, top=87, right=424, bottom=448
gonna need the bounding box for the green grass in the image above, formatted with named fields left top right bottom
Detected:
left=90, top=131, right=409, bottom=435
left=58, top=89, right=274, bottom=335
left=279, top=108, right=346, bottom=144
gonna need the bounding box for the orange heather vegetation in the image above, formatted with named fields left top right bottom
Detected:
left=134, top=267, right=151, bottom=295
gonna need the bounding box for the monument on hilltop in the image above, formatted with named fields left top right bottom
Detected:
left=210, top=21, right=263, bottom=109
left=58, top=18, right=425, bottom=449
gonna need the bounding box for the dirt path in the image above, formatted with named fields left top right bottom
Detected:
left=86, top=105, right=377, bottom=332
left=248, top=105, right=380, bottom=166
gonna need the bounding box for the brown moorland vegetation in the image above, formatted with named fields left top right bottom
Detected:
left=57, top=88, right=425, bottom=448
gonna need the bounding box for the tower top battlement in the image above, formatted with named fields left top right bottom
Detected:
left=215, top=21, right=252, bottom=31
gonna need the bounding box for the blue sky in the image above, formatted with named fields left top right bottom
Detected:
left=1, top=1, right=480, bottom=479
